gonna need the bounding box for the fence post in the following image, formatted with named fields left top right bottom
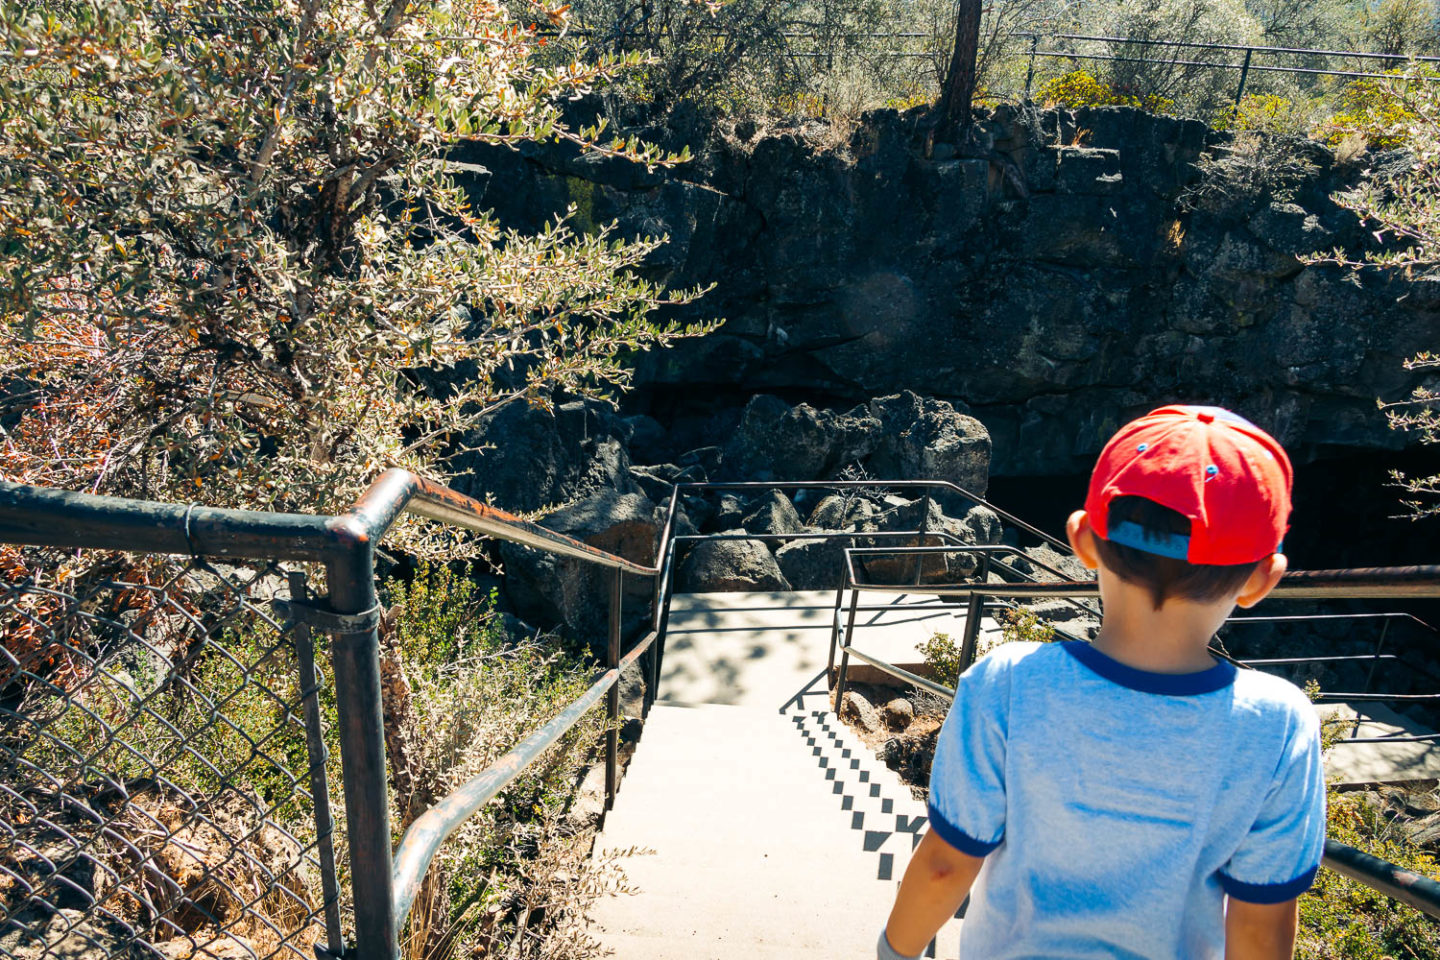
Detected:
left=912, top=492, right=932, bottom=586
left=1025, top=33, right=1040, bottom=99
left=959, top=592, right=985, bottom=673
left=289, top=572, right=347, bottom=959
left=325, top=537, right=398, bottom=960
left=1234, top=47, right=1253, bottom=105
left=606, top=566, right=622, bottom=810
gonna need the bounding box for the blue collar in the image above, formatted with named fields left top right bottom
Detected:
left=1061, top=640, right=1237, bottom=696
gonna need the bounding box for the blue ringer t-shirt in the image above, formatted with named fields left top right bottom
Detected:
left=928, top=640, right=1325, bottom=960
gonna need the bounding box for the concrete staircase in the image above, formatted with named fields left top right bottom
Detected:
left=587, top=591, right=982, bottom=959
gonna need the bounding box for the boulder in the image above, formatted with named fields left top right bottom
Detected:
left=775, top=536, right=854, bottom=590
left=807, top=494, right=879, bottom=530
left=452, top=397, right=637, bottom=512
left=864, top=392, right=992, bottom=502
left=678, top=533, right=791, bottom=592
left=882, top=698, right=915, bottom=731
left=705, top=493, right=750, bottom=533
left=858, top=498, right=980, bottom=585
left=624, top=413, right=670, bottom=464
left=741, top=489, right=805, bottom=536
left=500, top=490, right=659, bottom=647
left=719, top=394, right=879, bottom=481
left=678, top=446, right=723, bottom=479
left=840, top=690, right=881, bottom=734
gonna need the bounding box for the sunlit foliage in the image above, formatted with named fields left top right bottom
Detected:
left=0, top=0, right=717, bottom=529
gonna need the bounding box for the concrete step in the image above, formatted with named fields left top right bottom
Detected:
left=589, top=702, right=963, bottom=959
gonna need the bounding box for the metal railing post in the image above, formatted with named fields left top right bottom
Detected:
left=607, top=567, right=622, bottom=810
left=289, top=573, right=346, bottom=959
left=834, top=588, right=862, bottom=710
left=1025, top=33, right=1040, bottom=98
left=325, top=535, right=397, bottom=960
left=959, top=592, right=985, bottom=673
left=652, top=538, right=679, bottom=704
left=913, top=492, right=931, bottom=587
left=1234, top=47, right=1253, bottom=104
left=827, top=579, right=847, bottom=675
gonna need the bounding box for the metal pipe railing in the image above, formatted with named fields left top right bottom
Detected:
left=389, top=628, right=659, bottom=927
left=674, top=480, right=1071, bottom=554
left=11, top=473, right=1440, bottom=944
left=333, top=469, right=663, bottom=942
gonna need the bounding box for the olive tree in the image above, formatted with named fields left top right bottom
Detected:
left=0, top=0, right=715, bottom=530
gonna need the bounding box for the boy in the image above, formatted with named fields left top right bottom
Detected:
left=879, top=405, right=1326, bottom=960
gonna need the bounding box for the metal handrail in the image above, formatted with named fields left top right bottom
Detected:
left=0, top=472, right=664, bottom=958
left=673, top=479, right=1071, bottom=554
left=390, top=626, right=659, bottom=926
left=336, top=470, right=666, bottom=938
left=1035, top=32, right=1440, bottom=63
left=348, top=468, right=658, bottom=576
left=13, top=472, right=1440, bottom=941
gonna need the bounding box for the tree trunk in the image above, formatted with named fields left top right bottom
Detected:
left=932, top=0, right=983, bottom=140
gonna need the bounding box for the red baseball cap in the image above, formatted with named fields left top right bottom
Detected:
left=1085, top=405, right=1293, bottom=565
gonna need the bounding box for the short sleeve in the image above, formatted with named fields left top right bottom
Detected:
left=1218, top=707, right=1326, bottom=904
left=925, top=646, right=1017, bottom=857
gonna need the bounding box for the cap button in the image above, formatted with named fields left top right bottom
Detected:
left=1196, top=411, right=1216, bottom=424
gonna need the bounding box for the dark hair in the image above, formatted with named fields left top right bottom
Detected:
left=1092, top=496, right=1262, bottom=610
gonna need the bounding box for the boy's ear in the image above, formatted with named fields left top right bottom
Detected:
left=1065, top=510, right=1101, bottom=571
left=1235, top=553, right=1288, bottom=609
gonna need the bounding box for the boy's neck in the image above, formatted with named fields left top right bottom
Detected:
left=1091, top=574, right=1235, bottom=675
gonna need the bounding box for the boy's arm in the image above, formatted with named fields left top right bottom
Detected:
left=882, top=830, right=986, bottom=958
left=1224, top=897, right=1298, bottom=960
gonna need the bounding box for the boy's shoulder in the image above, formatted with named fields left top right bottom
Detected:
left=1230, top=665, right=1321, bottom=729
left=967, top=639, right=1058, bottom=677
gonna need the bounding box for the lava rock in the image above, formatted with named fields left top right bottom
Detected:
left=840, top=690, right=881, bottom=734
left=775, top=536, right=853, bottom=590
left=864, top=392, right=992, bottom=502
left=741, top=489, right=805, bottom=536
left=882, top=698, right=915, bottom=731
left=706, top=493, right=750, bottom=533
left=452, top=398, right=637, bottom=512
left=624, top=413, right=670, bottom=464
left=501, top=490, right=659, bottom=646
left=719, top=394, right=879, bottom=481
left=678, top=533, right=791, bottom=592
left=807, top=494, right=879, bottom=530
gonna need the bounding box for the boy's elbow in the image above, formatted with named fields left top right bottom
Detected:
left=917, top=830, right=986, bottom=883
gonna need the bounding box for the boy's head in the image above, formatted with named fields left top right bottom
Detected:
left=1075, top=405, right=1293, bottom=610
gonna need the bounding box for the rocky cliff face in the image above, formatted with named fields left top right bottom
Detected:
left=456, top=104, right=1440, bottom=477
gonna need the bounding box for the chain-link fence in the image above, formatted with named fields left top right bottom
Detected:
left=0, top=549, right=342, bottom=960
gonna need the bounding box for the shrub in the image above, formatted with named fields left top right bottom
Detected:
left=919, top=630, right=966, bottom=689
left=1297, top=681, right=1440, bottom=957
left=380, top=563, right=614, bottom=960
left=1306, top=62, right=1440, bottom=516
left=1299, top=795, right=1440, bottom=959
left=1214, top=93, right=1311, bottom=136
left=996, top=607, right=1057, bottom=646
left=0, top=0, right=715, bottom=538
left=920, top=606, right=1056, bottom=687
left=1320, top=68, right=1440, bottom=150
left=1180, top=130, right=1319, bottom=213
left=1035, top=70, right=1175, bottom=114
